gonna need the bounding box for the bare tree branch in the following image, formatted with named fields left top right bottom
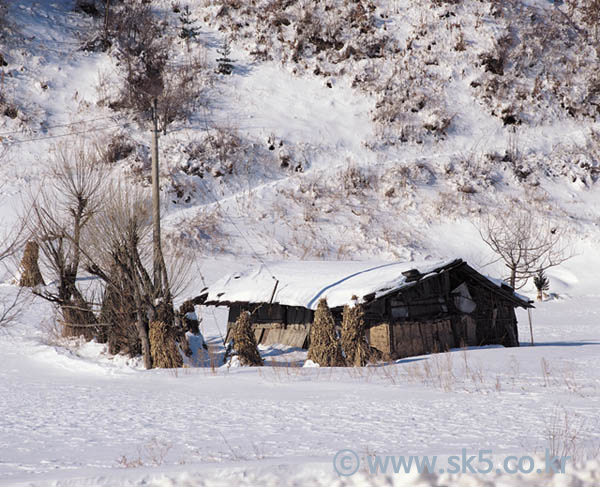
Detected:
left=479, top=207, right=573, bottom=289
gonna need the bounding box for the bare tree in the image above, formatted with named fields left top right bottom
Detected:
left=83, top=183, right=186, bottom=369
left=0, top=226, right=28, bottom=330
left=26, top=143, right=104, bottom=337
left=0, top=146, right=30, bottom=329
left=479, top=207, right=572, bottom=289
left=100, top=1, right=207, bottom=130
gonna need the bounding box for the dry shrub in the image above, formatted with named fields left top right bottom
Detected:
left=231, top=311, right=263, bottom=366
left=340, top=303, right=371, bottom=367
left=149, top=320, right=183, bottom=368
left=101, top=134, right=135, bottom=164
left=19, top=241, right=45, bottom=287
left=181, top=127, right=243, bottom=178
left=340, top=165, right=372, bottom=195
left=75, top=0, right=100, bottom=16
left=307, top=299, right=344, bottom=367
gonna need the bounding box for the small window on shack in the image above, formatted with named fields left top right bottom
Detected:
left=365, top=299, right=385, bottom=315
left=390, top=298, right=409, bottom=319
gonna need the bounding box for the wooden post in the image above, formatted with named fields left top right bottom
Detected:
left=103, top=0, right=110, bottom=36
left=151, top=98, right=162, bottom=289
left=528, top=308, right=534, bottom=346
left=269, top=279, right=279, bottom=305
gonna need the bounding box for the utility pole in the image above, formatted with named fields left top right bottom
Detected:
left=103, top=0, right=110, bottom=37
left=151, top=98, right=162, bottom=290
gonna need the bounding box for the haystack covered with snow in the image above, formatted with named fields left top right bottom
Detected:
left=197, top=259, right=532, bottom=359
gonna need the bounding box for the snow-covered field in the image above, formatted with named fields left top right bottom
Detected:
left=1, top=0, right=600, bottom=485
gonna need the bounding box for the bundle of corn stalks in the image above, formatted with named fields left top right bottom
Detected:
left=19, top=241, right=45, bottom=287
left=60, top=294, right=97, bottom=340
left=231, top=311, right=263, bottom=366
left=307, top=298, right=344, bottom=367
left=149, top=320, right=183, bottom=368
left=98, top=279, right=140, bottom=356
left=340, top=303, right=371, bottom=367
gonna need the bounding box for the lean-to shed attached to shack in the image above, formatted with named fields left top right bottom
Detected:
left=196, top=259, right=533, bottom=360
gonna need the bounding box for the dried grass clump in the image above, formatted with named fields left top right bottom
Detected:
left=98, top=278, right=140, bottom=356
left=149, top=320, right=184, bottom=368
left=307, top=299, right=344, bottom=367
left=19, top=241, right=45, bottom=287
left=340, top=303, right=371, bottom=367
left=340, top=165, right=372, bottom=196
left=231, top=311, right=263, bottom=366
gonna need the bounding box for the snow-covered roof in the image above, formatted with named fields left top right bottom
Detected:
left=199, top=258, right=530, bottom=310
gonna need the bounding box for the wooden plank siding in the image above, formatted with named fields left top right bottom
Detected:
left=225, top=304, right=313, bottom=348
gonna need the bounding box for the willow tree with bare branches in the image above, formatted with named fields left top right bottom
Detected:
left=0, top=218, right=28, bottom=330
left=0, top=143, right=29, bottom=328
left=479, top=207, right=572, bottom=289
left=83, top=183, right=187, bottom=369
left=26, top=143, right=104, bottom=337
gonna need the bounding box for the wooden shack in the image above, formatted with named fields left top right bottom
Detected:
left=196, top=259, right=533, bottom=360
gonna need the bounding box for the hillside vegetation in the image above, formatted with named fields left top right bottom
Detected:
left=0, top=0, right=599, bottom=273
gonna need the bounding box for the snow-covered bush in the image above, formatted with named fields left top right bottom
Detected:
left=180, top=127, right=244, bottom=179
left=75, top=0, right=100, bottom=16
left=471, top=1, right=600, bottom=125
left=101, top=133, right=135, bottom=164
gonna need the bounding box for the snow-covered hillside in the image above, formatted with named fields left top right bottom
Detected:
left=2, top=0, right=600, bottom=274
left=1, top=0, right=600, bottom=485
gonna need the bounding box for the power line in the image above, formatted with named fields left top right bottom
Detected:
left=196, top=177, right=279, bottom=282
left=0, top=114, right=124, bottom=137
left=2, top=123, right=125, bottom=145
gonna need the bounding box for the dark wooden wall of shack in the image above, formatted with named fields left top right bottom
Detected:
left=449, top=267, right=519, bottom=347
left=363, top=269, right=519, bottom=358
left=226, top=303, right=314, bottom=347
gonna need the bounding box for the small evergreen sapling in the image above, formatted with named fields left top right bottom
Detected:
left=216, top=41, right=234, bottom=75
left=533, top=269, right=550, bottom=301
left=179, top=5, right=199, bottom=48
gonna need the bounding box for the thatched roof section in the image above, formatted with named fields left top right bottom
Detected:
left=197, top=259, right=533, bottom=310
